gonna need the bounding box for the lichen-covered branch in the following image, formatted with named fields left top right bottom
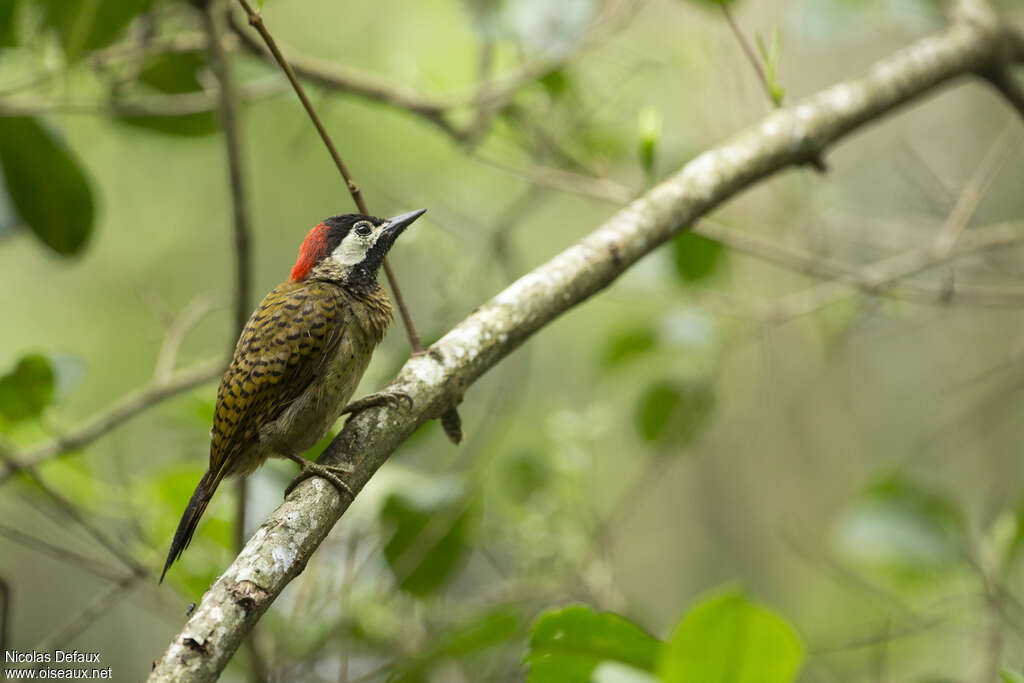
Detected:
left=149, top=13, right=1023, bottom=683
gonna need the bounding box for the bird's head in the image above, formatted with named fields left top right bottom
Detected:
left=290, top=209, right=426, bottom=286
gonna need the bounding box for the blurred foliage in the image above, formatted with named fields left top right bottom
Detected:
left=833, top=473, right=968, bottom=578
left=524, top=605, right=660, bottom=682
left=36, top=0, right=154, bottom=59
left=658, top=590, right=803, bottom=683
left=756, top=28, right=785, bottom=106
left=635, top=379, right=714, bottom=444
left=0, top=0, right=1023, bottom=680
left=0, top=353, right=54, bottom=423
left=525, top=591, right=803, bottom=683
left=672, top=232, right=726, bottom=284
left=601, top=326, right=657, bottom=368
left=379, top=477, right=476, bottom=596
left=120, top=52, right=220, bottom=136
left=637, top=106, right=662, bottom=183
left=0, top=0, right=17, bottom=46
left=0, top=117, right=94, bottom=255
left=389, top=608, right=521, bottom=683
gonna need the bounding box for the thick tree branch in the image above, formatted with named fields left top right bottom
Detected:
left=149, top=13, right=1023, bottom=682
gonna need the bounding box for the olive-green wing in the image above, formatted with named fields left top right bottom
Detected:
left=209, top=280, right=347, bottom=478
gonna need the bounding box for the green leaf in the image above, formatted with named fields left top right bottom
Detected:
left=138, top=52, right=208, bottom=94
left=658, top=589, right=803, bottom=683
left=538, top=69, right=570, bottom=99
left=1002, top=500, right=1024, bottom=573
left=833, top=473, right=967, bottom=576
left=755, top=28, right=785, bottom=106
left=118, top=112, right=219, bottom=137
left=0, top=0, right=19, bottom=46
left=380, top=479, right=475, bottom=596
left=601, top=327, right=657, bottom=368
left=389, top=609, right=521, bottom=683
left=637, top=106, right=662, bottom=180
left=37, top=0, right=154, bottom=60
left=1001, top=671, right=1024, bottom=683
left=635, top=380, right=714, bottom=444
left=0, top=354, right=55, bottom=423
left=499, top=451, right=549, bottom=504
left=672, top=232, right=725, bottom=284
left=524, top=605, right=660, bottom=683
left=0, top=118, right=94, bottom=255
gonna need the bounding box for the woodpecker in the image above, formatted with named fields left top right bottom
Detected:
left=161, top=209, right=426, bottom=582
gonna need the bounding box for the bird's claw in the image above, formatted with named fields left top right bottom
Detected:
left=341, top=390, right=413, bottom=416
left=284, top=457, right=354, bottom=499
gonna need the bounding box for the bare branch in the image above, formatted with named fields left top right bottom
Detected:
left=0, top=77, right=285, bottom=118
left=224, top=0, right=637, bottom=143
left=699, top=218, right=1024, bottom=312
left=225, top=9, right=457, bottom=135
left=721, top=5, right=771, bottom=102
left=755, top=123, right=1018, bottom=322
left=202, top=2, right=253, bottom=341
left=0, top=359, right=222, bottom=484
left=982, top=67, right=1024, bottom=120
left=0, top=522, right=127, bottom=582
left=201, top=6, right=268, bottom=679
left=154, top=292, right=219, bottom=382
left=32, top=575, right=140, bottom=655
left=149, top=13, right=1024, bottom=682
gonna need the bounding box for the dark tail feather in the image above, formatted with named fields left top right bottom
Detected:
left=160, top=468, right=222, bottom=583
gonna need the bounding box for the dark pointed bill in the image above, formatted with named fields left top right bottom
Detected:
left=383, top=209, right=427, bottom=238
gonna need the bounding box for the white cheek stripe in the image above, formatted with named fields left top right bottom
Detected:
left=331, top=234, right=370, bottom=267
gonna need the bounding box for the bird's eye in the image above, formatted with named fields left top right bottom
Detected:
left=354, top=222, right=373, bottom=237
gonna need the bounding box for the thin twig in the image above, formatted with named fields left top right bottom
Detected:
left=721, top=5, right=769, bottom=98
left=203, top=4, right=253, bottom=342
left=32, top=574, right=139, bottom=656
left=720, top=5, right=826, bottom=171
left=154, top=292, right=219, bottom=382
left=0, top=522, right=127, bottom=582
left=203, top=5, right=268, bottom=679
left=0, top=359, right=222, bottom=485
left=225, top=0, right=637, bottom=143
left=474, top=155, right=636, bottom=204
left=17, top=470, right=147, bottom=576
left=982, top=67, right=1024, bottom=120
left=754, top=124, right=1016, bottom=322
left=0, top=77, right=286, bottom=118
left=697, top=218, right=1024, bottom=314
left=233, top=0, right=462, bottom=439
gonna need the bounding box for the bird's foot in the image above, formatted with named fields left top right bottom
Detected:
left=283, top=453, right=354, bottom=498
left=341, top=390, right=413, bottom=416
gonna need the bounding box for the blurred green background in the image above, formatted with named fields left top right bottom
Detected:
left=2, top=0, right=1024, bottom=680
